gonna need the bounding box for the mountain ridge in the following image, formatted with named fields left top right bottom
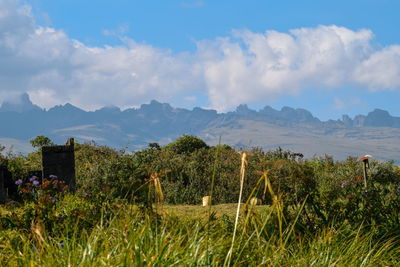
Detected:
left=2, top=94, right=399, bottom=127
left=1, top=94, right=399, bottom=162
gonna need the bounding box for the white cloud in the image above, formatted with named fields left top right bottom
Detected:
left=1, top=0, right=400, bottom=111
left=197, top=26, right=398, bottom=111
left=0, top=0, right=202, bottom=109
left=102, top=23, right=130, bottom=38
left=353, top=45, right=400, bottom=90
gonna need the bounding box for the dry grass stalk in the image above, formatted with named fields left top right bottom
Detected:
left=31, top=219, right=46, bottom=248
left=226, top=152, right=248, bottom=265
left=150, top=173, right=164, bottom=204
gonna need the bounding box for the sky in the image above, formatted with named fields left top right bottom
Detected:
left=0, top=0, right=400, bottom=120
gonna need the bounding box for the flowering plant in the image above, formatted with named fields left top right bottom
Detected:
left=15, top=175, right=69, bottom=202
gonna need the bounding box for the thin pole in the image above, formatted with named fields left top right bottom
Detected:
left=362, top=160, right=368, bottom=188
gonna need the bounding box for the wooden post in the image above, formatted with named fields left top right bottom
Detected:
left=362, top=160, right=368, bottom=188
left=358, top=155, right=371, bottom=189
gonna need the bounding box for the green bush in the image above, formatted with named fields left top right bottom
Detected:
left=2, top=135, right=400, bottom=233
left=164, top=135, right=209, bottom=154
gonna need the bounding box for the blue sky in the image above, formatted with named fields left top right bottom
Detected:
left=1, top=0, right=399, bottom=120
left=29, top=0, right=400, bottom=50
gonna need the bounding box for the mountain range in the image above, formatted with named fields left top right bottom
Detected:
left=0, top=93, right=399, bottom=163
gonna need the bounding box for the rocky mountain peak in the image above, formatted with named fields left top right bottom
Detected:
left=340, top=109, right=400, bottom=128
left=0, top=93, right=42, bottom=113
left=140, top=100, right=173, bottom=113
left=364, top=109, right=395, bottom=127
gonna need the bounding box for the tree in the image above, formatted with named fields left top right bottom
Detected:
left=148, top=142, right=161, bottom=150
left=165, top=135, right=208, bottom=154
left=30, top=135, right=54, bottom=149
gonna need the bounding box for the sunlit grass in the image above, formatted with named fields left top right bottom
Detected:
left=1, top=201, right=399, bottom=266
left=163, top=203, right=269, bottom=220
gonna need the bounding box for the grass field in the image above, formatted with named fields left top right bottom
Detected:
left=1, top=199, right=399, bottom=266
left=163, top=203, right=266, bottom=219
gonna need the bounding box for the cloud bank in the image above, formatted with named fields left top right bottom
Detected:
left=1, top=0, right=400, bottom=111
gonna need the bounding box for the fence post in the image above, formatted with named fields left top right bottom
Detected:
left=358, top=155, right=372, bottom=189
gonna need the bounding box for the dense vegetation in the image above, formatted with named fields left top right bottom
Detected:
left=0, top=135, right=400, bottom=265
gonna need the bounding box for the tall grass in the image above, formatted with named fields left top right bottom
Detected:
left=1, top=202, right=399, bottom=266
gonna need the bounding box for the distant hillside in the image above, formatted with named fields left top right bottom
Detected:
left=1, top=94, right=399, bottom=162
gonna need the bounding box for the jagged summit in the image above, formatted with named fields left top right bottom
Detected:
left=140, top=100, right=172, bottom=111
left=1, top=94, right=398, bottom=128
left=0, top=95, right=399, bottom=162
left=0, top=93, right=42, bottom=113
left=48, top=103, right=85, bottom=113
left=340, top=109, right=400, bottom=128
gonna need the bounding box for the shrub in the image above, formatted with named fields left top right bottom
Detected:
left=164, top=135, right=209, bottom=154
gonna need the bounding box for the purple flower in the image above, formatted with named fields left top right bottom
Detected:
left=15, top=179, right=23, bottom=185
left=33, top=180, right=40, bottom=186
left=59, top=242, right=64, bottom=247
left=341, top=183, right=346, bottom=188
left=29, top=176, right=38, bottom=182
left=49, top=175, right=58, bottom=180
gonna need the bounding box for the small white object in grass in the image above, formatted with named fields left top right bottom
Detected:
left=202, top=196, right=211, bottom=206
left=250, top=197, right=261, bottom=206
